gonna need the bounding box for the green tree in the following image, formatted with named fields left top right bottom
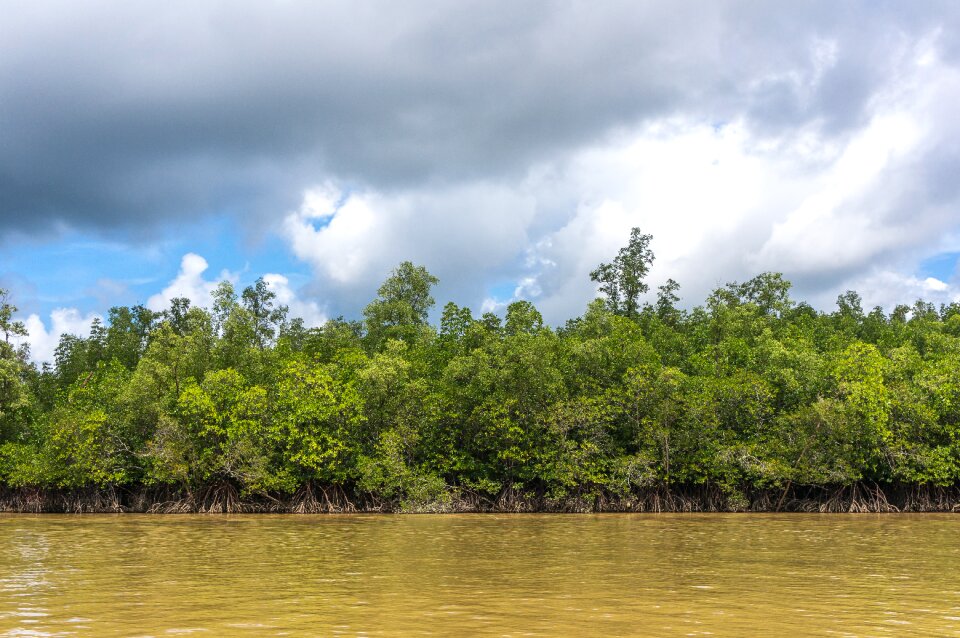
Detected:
left=274, top=358, right=365, bottom=487
left=0, top=289, right=30, bottom=441
left=655, top=278, right=682, bottom=324
left=242, top=278, right=289, bottom=350
left=42, top=361, right=135, bottom=488
left=363, top=261, right=439, bottom=347
left=590, top=227, right=654, bottom=319
left=104, top=305, right=156, bottom=370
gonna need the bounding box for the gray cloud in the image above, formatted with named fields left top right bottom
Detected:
left=3, top=1, right=956, bottom=235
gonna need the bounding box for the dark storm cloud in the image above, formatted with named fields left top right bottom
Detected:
left=0, top=0, right=957, bottom=234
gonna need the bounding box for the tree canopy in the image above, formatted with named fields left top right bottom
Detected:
left=4, top=238, right=960, bottom=512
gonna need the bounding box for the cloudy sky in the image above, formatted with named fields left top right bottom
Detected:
left=3, top=1, right=960, bottom=362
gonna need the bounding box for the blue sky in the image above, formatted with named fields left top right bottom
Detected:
left=3, top=2, right=960, bottom=361
left=919, top=252, right=960, bottom=283
left=2, top=215, right=303, bottom=316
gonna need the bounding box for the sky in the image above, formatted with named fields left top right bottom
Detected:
left=3, top=1, right=960, bottom=363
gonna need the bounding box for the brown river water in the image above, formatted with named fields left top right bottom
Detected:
left=1, top=513, right=959, bottom=637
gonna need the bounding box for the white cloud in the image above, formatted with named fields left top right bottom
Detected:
left=146, top=253, right=234, bottom=312
left=525, top=50, right=960, bottom=319
left=836, top=270, right=959, bottom=311
left=15, top=261, right=329, bottom=365
left=262, top=273, right=327, bottom=328
left=20, top=308, right=101, bottom=364
left=523, top=120, right=790, bottom=320
left=145, top=254, right=327, bottom=327
left=277, top=40, right=960, bottom=323
left=754, top=113, right=923, bottom=275
left=924, top=277, right=950, bottom=293
left=282, top=181, right=538, bottom=312
left=283, top=185, right=381, bottom=285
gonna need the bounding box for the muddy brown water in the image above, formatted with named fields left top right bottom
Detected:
left=1, top=513, right=959, bottom=636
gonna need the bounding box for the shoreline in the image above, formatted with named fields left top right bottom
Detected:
left=3, top=483, right=959, bottom=514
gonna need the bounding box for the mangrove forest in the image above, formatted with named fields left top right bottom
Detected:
left=2, top=230, right=960, bottom=513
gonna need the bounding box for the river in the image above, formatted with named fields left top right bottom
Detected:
left=1, top=513, right=959, bottom=636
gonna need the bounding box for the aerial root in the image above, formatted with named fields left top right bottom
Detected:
left=0, top=482, right=958, bottom=513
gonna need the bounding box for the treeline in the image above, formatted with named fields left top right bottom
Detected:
left=2, top=230, right=960, bottom=512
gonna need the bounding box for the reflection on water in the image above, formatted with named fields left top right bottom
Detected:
left=2, top=513, right=960, bottom=636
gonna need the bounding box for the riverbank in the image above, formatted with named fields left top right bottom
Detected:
left=3, top=483, right=959, bottom=514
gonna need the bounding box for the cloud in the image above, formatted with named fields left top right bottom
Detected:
left=526, top=68, right=960, bottom=319
left=282, top=181, right=538, bottom=314
left=146, top=253, right=231, bottom=312
left=146, top=252, right=326, bottom=326
left=2, top=1, right=957, bottom=238
left=20, top=308, right=101, bottom=365
left=262, top=273, right=327, bottom=328
left=278, top=37, right=960, bottom=323
left=5, top=2, right=960, bottom=326
left=15, top=257, right=328, bottom=364
left=839, top=270, right=959, bottom=312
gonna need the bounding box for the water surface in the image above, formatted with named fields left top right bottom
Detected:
left=1, top=513, right=959, bottom=636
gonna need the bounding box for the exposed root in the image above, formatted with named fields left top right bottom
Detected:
left=290, top=483, right=357, bottom=513
left=199, top=481, right=242, bottom=513
left=0, top=482, right=959, bottom=513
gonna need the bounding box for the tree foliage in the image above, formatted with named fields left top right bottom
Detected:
left=4, top=239, right=960, bottom=508
left=590, top=227, right=654, bottom=318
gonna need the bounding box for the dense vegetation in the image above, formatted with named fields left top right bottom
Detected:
left=3, top=230, right=960, bottom=512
